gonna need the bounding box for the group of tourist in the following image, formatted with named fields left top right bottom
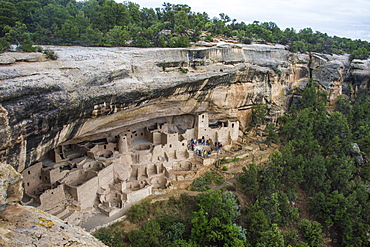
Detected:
left=188, top=138, right=211, bottom=149
left=214, top=142, right=222, bottom=152
left=195, top=149, right=211, bottom=158
left=187, top=138, right=223, bottom=158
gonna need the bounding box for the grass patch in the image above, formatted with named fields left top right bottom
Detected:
left=220, top=157, right=240, bottom=164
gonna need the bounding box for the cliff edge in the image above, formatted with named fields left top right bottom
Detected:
left=0, top=162, right=107, bottom=246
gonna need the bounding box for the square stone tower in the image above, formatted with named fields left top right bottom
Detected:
left=195, top=113, right=209, bottom=139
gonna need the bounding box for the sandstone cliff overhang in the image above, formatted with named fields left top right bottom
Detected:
left=0, top=43, right=367, bottom=171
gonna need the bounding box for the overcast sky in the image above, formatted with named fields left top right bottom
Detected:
left=126, top=0, right=370, bottom=41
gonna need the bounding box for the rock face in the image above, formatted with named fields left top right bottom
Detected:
left=0, top=43, right=368, bottom=171
left=0, top=162, right=106, bottom=246
left=0, top=163, right=23, bottom=210
left=0, top=204, right=107, bottom=246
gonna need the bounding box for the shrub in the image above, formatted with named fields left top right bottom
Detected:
left=95, top=228, right=125, bottom=247
left=43, top=49, right=58, bottom=60
left=0, top=39, right=10, bottom=51
left=179, top=67, right=188, bottom=73
left=19, top=41, right=36, bottom=52
left=205, top=34, right=213, bottom=42
left=190, top=171, right=225, bottom=191
left=126, top=204, right=147, bottom=223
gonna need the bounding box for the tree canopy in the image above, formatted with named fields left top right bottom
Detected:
left=0, top=0, right=369, bottom=59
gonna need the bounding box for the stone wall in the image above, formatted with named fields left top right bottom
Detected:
left=76, top=176, right=99, bottom=210
left=22, top=162, right=43, bottom=197
left=39, top=184, right=66, bottom=211
left=125, top=186, right=153, bottom=205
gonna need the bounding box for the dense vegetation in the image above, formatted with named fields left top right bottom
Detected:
left=95, top=84, right=370, bottom=246
left=239, top=83, right=370, bottom=246
left=1, top=0, right=369, bottom=59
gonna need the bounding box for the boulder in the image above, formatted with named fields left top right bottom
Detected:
left=0, top=55, right=16, bottom=65
left=259, top=144, right=268, bottom=151
left=0, top=163, right=23, bottom=211
left=350, top=143, right=364, bottom=166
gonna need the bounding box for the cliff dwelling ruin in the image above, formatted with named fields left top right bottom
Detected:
left=21, top=113, right=239, bottom=224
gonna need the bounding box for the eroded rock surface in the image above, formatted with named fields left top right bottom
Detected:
left=0, top=43, right=368, bottom=172
left=0, top=204, right=106, bottom=247
left=0, top=162, right=23, bottom=210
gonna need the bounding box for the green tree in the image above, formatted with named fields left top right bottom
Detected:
left=255, top=224, right=285, bottom=247
left=190, top=191, right=245, bottom=246
left=251, top=102, right=267, bottom=127
left=104, top=25, right=130, bottom=46
left=298, top=219, right=324, bottom=247
left=4, top=22, right=35, bottom=51
left=290, top=40, right=308, bottom=53
left=350, top=47, right=369, bottom=60
left=238, top=163, right=259, bottom=195
left=265, top=123, right=278, bottom=146
left=0, top=38, right=10, bottom=51
left=301, top=155, right=327, bottom=195
left=79, top=27, right=104, bottom=46
left=127, top=220, right=163, bottom=247
left=191, top=208, right=245, bottom=247
left=325, top=154, right=355, bottom=193
left=246, top=209, right=269, bottom=245
left=335, top=95, right=351, bottom=117
left=58, top=19, right=79, bottom=44
left=35, top=3, right=71, bottom=29
left=0, top=0, right=19, bottom=36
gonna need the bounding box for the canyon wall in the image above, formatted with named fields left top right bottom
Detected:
left=0, top=43, right=369, bottom=172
